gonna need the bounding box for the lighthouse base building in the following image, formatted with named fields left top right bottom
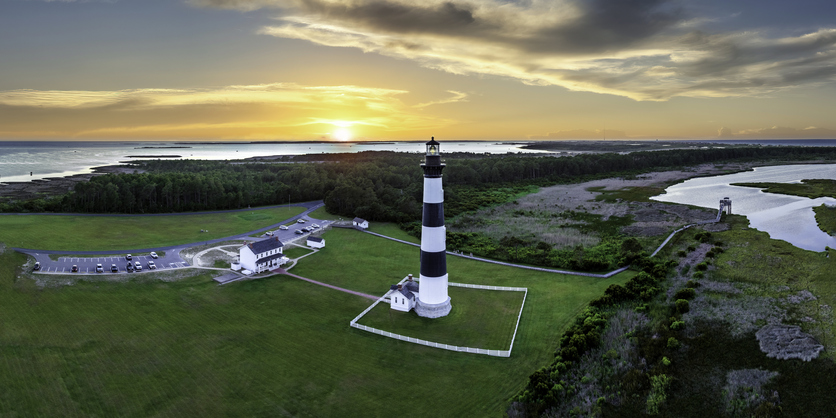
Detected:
left=415, top=296, right=452, bottom=318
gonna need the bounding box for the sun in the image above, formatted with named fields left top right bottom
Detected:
left=333, top=127, right=352, bottom=141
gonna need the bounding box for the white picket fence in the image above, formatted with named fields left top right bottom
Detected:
left=349, top=279, right=528, bottom=358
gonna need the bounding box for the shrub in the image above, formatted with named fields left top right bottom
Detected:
left=646, top=374, right=673, bottom=415
left=670, top=321, right=685, bottom=330
left=662, top=357, right=671, bottom=366
left=685, top=280, right=700, bottom=288
left=675, top=299, right=690, bottom=313
left=714, top=240, right=724, bottom=247
left=677, top=250, right=687, bottom=257
left=667, top=337, right=681, bottom=349
left=673, top=288, right=696, bottom=300
left=695, top=262, right=709, bottom=271
left=692, top=271, right=704, bottom=279
left=687, top=245, right=696, bottom=252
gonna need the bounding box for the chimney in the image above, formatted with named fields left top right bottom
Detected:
left=398, top=284, right=403, bottom=290
left=408, top=274, right=413, bottom=281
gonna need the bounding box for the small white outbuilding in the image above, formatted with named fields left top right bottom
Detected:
left=307, top=236, right=325, bottom=249
left=352, top=217, right=369, bottom=229
left=389, top=275, right=420, bottom=312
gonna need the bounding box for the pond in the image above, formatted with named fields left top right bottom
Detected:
left=651, top=164, right=836, bottom=252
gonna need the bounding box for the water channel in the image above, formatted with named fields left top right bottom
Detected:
left=651, top=164, right=836, bottom=252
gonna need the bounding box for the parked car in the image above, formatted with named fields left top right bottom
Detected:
left=126, top=254, right=132, bottom=260
left=297, top=219, right=306, bottom=223
left=311, top=223, right=320, bottom=229
left=110, top=264, right=117, bottom=273
left=305, top=226, right=314, bottom=232
left=266, top=231, right=274, bottom=236
left=126, top=262, right=134, bottom=272
left=33, top=262, right=40, bottom=271
left=279, top=225, right=289, bottom=230
left=295, top=229, right=304, bottom=235
left=148, top=261, right=156, bottom=270
left=134, top=261, right=142, bottom=271
left=150, top=252, right=158, bottom=259
left=71, top=265, right=78, bottom=272
left=96, top=264, right=104, bottom=273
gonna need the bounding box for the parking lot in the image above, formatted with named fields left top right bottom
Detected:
left=32, top=252, right=189, bottom=274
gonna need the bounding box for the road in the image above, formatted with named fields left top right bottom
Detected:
left=17, top=200, right=330, bottom=275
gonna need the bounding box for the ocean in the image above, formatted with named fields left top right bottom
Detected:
left=0, top=140, right=546, bottom=183
left=2, top=139, right=835, bottom=184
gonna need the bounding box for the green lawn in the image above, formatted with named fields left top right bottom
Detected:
left=0, top=206, right=303, bottom=251
left=307, top=206, right=343, bottom=221
left=367, top=222, right=420, bottom=243
left=0, top=226, right=632, bottom=417
left=283, top=246, right=314, bottom=259
left=358, top=286, right=525, bottom=349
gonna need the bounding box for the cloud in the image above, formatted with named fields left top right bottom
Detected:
left=413, top=90, right=467, bottom=108
left=529, top=129, right=628, bottom=140
left=725, top=125, right=836, bottom=139
left=193, top=0, right=836, bottom=101
left=0, top=83, right=459, bottom=140
left=717, top=127, right=733, bottom=138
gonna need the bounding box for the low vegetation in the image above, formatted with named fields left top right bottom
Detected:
left=0, top=206, right=302, bottom=251
left=0, top=226, right=633, bottom=416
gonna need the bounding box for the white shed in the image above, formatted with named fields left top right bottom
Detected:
left=389, top=277, right=419, bottom=312
left=239, top=237, right=288, bottom=273
left=353, top=217, right=369, bottom=229
left=306, top=236, right=325, bottom=249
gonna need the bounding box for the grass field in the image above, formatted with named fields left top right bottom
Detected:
left=358, top=286, right=525, bottom=349
left=0, top=226, right=632, bottom=417
left=0, top=206, right=303, bottom=251
left=283, top=246, right=314, bottom=259
left=307, top=206, right=343, bottom=221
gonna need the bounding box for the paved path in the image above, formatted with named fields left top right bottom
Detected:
left=360, top=230, right=630, bottom=278
left=275, top=268, right=378, bottom=300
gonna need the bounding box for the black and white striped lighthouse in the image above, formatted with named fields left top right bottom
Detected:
left=415, top=137, right=452, bottom=318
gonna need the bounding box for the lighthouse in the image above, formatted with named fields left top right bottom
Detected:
left=415, top=137, right=452, bottom=318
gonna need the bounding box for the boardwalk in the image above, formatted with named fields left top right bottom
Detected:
left=275, top=268, right=378, bottom=300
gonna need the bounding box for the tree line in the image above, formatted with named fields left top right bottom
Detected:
left=4, top=146, right=836, bottom=221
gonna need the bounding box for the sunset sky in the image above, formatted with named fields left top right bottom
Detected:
left=2, top=0, right=836, bottom=141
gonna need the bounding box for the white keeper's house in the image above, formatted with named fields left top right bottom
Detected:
left=389, top=275, right=420, bottom=312
left=239, top=237, right=288, bottom=273
left=353, top=217, right=369, bottom=229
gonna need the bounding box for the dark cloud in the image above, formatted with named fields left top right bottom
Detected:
left=527, top=0, right=684, bottom=54
left=300, top=0, right=480, bottom=35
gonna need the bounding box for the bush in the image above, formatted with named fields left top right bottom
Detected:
left=677, top=250, right=687, bottom=257
left=675, top=299, right=690, bottom=313
left=662, top=356, right=671, bottom=366
left=670, top=321, right=685, bottom=330
left=692, top=271, right=704, bottom=279
left=695, top=262, right=709, bottom=271
left=687, top=245, right=696, bottom=252
left=673, top=288, right=696, bottom=300
left=667, top=337, right=681, bottom=349
left=685, top=280, right=700, bottom=288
